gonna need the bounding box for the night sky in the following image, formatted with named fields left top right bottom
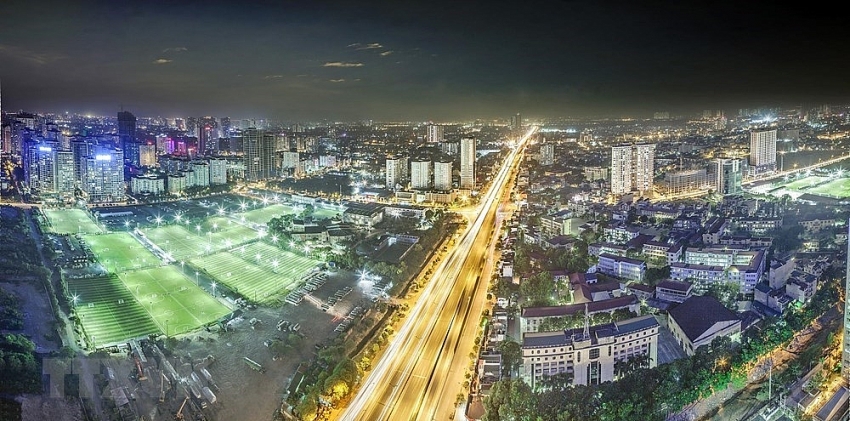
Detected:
left=1, top=0, right=848, bottom=120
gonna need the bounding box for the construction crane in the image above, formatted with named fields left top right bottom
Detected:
left=175, top=397, right=189, bottom=420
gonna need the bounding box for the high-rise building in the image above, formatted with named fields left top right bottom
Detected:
left=540, top=143, right=555, bottom=166
left=208, top=158, right=227, bottom=185
left=191, top=161, right=210, bottom=187
left=410, top=159, right=432, bottom=190
left=426, top=124, right=444, bottom=143
left=610, top=144, right=655, bottom=195
left=56, top=151, right=76, bottom=196
left=85, top=147, right=124, bottom=203
left=460, top=137, right=476, bottom=189
left=219, top=117, right=231, bottom=138
left=433, top=159, right=453, bottom=191
left=198, top=116, right=218, bottom=156
left=242, top=128, right=277, bottom=181
left=749, top=129, right=777, bottom=169
left=386, top=156, right=406, bottom=190
left=22, top=139, right=58, bottom=195
left=71, top=139, right=89, bottom=188
left=281, top=151, right=300, bottom=170
left=716, top=158, right=743, bottom=196
left=139, top=143, right=157, bottom=167
left=511, top=113, right=522, bottom=131
left=118, top=111, right=138, bottom=166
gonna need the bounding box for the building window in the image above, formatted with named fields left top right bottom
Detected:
left=589, top=348, right=600, bottom=360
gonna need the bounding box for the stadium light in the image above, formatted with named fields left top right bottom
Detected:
left=174, top=214, right=182, bottom=223
left=196, top=225, right=201, bottom=233
left=289, top=241, right=295, bottom=248
left=271, top=235, right=278, bottom=244
left=72, top=294, right=79, bottom=306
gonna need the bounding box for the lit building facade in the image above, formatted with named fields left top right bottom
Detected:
left=610, top=144, right=655, bottom=195
left=433, top=160, right=453, bottom=191
left=460, top=137, right=476, bottom=189
left=521, top=316, right=659, bottom=388
left=410, top=159, right=432, bottom=190
left=749, top=129, right=777, bottom=171
left=84, top=147, right=124, bottom=203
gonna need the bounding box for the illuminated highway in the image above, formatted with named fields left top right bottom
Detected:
left=338, top=127, right=535, bottom=421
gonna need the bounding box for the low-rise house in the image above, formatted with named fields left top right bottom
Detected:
left=597, top=254, right=646, bottom=282
left=655, top=280, right=694, bottom=303
left=668, top=296, right=741, bottom=355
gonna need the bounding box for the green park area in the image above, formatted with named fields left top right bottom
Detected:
left=43, top=209, right=103, bottom=234
left=190, top=242, right=319, bottom=304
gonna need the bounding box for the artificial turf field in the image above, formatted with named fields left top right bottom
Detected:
left=190, top=242, right=319, bottom=304
left=782, top=176, right=828, bottom=191
left=68, top=275, right=160, bottom=346
left=82, top=232, right=160, bottom=272
left=69, top=267, right=230, bottom=346
left=142, top=220, right=257, bottom=260
left=806, top=178, right=850, bottom=198
left=43, top=209, right=104, bottom=234
left=118, top=266, right=231, bottom=336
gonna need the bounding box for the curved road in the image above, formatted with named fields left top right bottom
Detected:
left=339, top=127, right=535, bottom=421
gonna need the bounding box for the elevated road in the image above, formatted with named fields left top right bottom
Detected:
left=338, top=127, right=536, bottom=421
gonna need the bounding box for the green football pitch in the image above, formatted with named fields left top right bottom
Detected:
left=142, top=219, right=258, bottom=260
left=118, top=266, right=231, bottom=336
left=782, top=176, right=828, bottom=191
left=82, top=232, right=160, bottom=272
left=69, top=275, right=160, bottom=347
left=806, top=178, right=850, bottom=198
left=70, top=261, right=231, bottom=347
left=43, top=209, right=103, bottom=234
left=190, top=242, right=319, bottom=304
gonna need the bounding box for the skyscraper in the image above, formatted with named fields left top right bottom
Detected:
left=139, top=143, right=157, bottom=167
left=460, top=137, right=476, bottom=189
left=610, top=143, right=655, bottom=195
left=71, top=138, right=89, bottom=188
left=386, top=156, right=406, bottom=190
left=749, top=129, right=777, bottom=170
left=198, top=116, right=218, bottom=155
left=56, top=151, right=75, bottom=196
left=85, top=147, right=124, bottom=203
left=209, top=157, right=227, bottom=185
left=511, top=113, right=522, bottom=131
left=715, top=158, right=743, bottom=196
left=426, top=124, right=444, bottom=143
left=243, top=128, right=277, bottom=181
left=540, top=143, right=555, bottom=166
left=22, top=139, right=58, bottom=196
left=433, top=159, right=453, bottom=191
left=118, top=111, right=138, bottom=166
left=410, top=159, right=432, bottom=190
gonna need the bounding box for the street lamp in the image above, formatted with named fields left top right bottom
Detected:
left=180, top=261, right=185, bottom=274
left=195, top=271, right=199, bottom=286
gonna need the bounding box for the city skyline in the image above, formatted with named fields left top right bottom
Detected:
left=2, top=0, right=849, bottom=120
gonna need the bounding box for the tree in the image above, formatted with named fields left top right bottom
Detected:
left=498, top=340, right=522, bottom=376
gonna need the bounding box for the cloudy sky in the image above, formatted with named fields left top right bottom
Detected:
left=1, top=0, right=848, bottom=120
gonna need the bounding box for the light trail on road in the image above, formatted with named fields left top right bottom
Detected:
left=338, top=127, right=536, bottom=421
